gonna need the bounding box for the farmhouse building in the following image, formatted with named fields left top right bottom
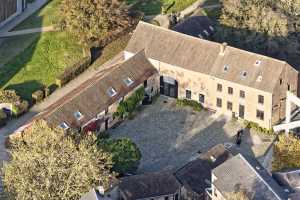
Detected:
left=124, top=22, right=299, bottom=129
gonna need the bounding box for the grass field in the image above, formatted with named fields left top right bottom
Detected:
left=128, top=0, right=198, bottom=15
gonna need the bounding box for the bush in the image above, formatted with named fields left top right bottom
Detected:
left=97, top=138, right=141, bottom=174
left=56, top=56, right=91, bottom=87
left=176, top=99, right=202, bottom=111
left=32, top=90, right=44, bottom=103
left=244, top=120, right=274, bottom=135
left=0, top=89, right=21, bottom=105
left=114, top=87, right=144, bottom=118
left=12, top=101, right=29, bottom=117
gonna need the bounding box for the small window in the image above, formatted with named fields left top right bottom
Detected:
left=280, top=79, right=283, bottom=85
left=223, top=64, right=229, bottom=72
left=256, top=110, right=264, bottom=120
left=241, top=71, right=247, bottom=78
left=186, top=90, right=192, bottom=99
left=257, top=75, right=263, bottom=82
left=228, top=87, right=233, bottom=95
left=74, top=111, right=83, bottom=120
left=59, top=122, right=69, bottom=130
left=199, top=94, right=205, bottom=104
left=227, top=101, right=233, bottom=111
left=240, top=90, right=245, bottom=98
left=258, top=95, right=264, bottom=104
left=217, top=98, right=222, bottom=108
left=288, top=84, right=290, bottom=91
left=255, top=60, right=262, bottom=66
left=123, top=77, right=134, bottom=87
left=107, top=87, right=117, bottom=97
left=217, top=83, right=222, bottom=92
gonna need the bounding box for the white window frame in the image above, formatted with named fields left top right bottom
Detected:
left=59, top=122, right=69, bottom=130
left=123, top=77, right=134, bottom=87
left=107, top=87, right=117, bottom=97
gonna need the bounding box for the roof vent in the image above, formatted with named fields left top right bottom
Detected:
left=219, top=42, right=227, bottom=55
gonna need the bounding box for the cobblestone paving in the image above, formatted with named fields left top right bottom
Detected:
left=109, top=96, right=246, bottom=173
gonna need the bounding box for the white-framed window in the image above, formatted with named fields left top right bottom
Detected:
left=255, top=60, right=262, bottom=66
left=107, top=87, right=117, bottom=97
left=74, top=111, right=83, bottom=120
left=59, top=122, right=69, bottom=130
left=123, top=77, right=134, bottom=87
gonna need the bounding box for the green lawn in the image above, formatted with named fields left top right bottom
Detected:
left=14, top=0, right=61, bottom=30
left=128, top=0, right=198, bottom=15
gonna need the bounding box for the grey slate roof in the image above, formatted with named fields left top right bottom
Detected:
left=175, top=144, right=235, bottom=195
left=126, top=22, right=297, bottom=93
left=34, top=50, right=157, bottom=129
left=119, top=171, right=181, bottom=200
left=212, top=154, right=288, bottom=200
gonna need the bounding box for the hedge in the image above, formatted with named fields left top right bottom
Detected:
left=56, top=56, right=91, bottom=87
left=244, top=120, right=274, bottom=135
left=176, top=99, right=203, bottom=111
left=113, top=87, right=144, bottom=118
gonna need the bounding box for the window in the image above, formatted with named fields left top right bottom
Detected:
left=240, top=90, right=245, bottom=98
left=186, top=90, right=192, bottom=99
left=164, top=197, right=169, bottom=200
left=255, top=60, right=262, bottom=66
left=241, top=71, right=247, bottom=78
left=258, top=95, right=264, bottom=104
left=59, top=122, right=69, bottom=130
left=288, top=84, right=290, bottom=91
left=256, top=110, right=264, bottom=120
left=74, top=111, right=83, bottom=120
left=209, top=25, right=214, bottom=31
left=280, top=79, right=283, bottom=85
left=123, top=77, right=134, bottom=87
left=198, top=34, right=203, bottom=39
left=217, top=98, right=222, bottom=108
left=223, top=64, right=229, bottom=72
left=227, top=101, right=233, bottom=111
left=107, top=87, right=117, bottom=97
left=256, top=75, right=262, bottom=82
left=199, top=94, right=205, bottom=103
left=228, top=87, right=233, bottom=95
left=203, top=30, right=209, bottom=36
left=217, top=83, right=222, bottom=92
left=144, top=80, right=148, bottom=88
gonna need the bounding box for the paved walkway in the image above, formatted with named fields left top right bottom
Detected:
left=0, top=26, right=56, bottom=38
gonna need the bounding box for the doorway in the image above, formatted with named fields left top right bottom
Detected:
left=160, top=76, right=178, bottom=98
left=239, top=105, right=245, bottom=119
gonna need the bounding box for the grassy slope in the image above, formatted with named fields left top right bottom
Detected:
left=0, top=0, right=84, bottom=101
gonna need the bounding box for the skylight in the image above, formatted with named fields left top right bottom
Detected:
left=59, top=122, right=69, bottom=130
left=209, top=26, right=214, bottom=31
left=223, top=64, right=229, bottom=72
left=123, top=77, right=134, bottom=87
left=74, top=111, right=83, bottom=120
left=107, top=87, right=117, bottom=97
left=241, top=71, right=247, bottom=78
left=255, top=60, right=262, bottom=66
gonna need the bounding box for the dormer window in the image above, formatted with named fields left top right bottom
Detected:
left=241, top=71, right=247, bottom=78
left=255, top=60, right=261, bottom=66
left=256, top=75, right=263, bottom=82
left=123, top=77, right=134, bottom=87
left=74, top=111, right=83, bottom=120
left=107, top=87, right=117, bottom=97
left=59, top=122, right=69, bottom=130
left=223, top=64, right=229, bottom=72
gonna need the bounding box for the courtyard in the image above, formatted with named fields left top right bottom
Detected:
left=109, top=96, right=274, bottom=173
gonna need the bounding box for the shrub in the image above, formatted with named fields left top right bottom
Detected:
left=32, top=90, right=44, bottom=103
left=0, top=89, right=21, bottom=105
left=176, top=99, right=202, bottom=111
left=56, top=56, right=91, bottom=87
left=114, top=87, right=144, bottom=118
left=12, top=101, right=29, bottom=117
left=244, top=120, right=274, bottom=135
left=97, top=138, right=141, bottom=174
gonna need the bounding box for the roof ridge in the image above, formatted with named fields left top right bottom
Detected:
left=138, top=21, right=288, bottom=65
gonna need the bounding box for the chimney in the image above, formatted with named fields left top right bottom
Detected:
left=219, top=42, right=227, bottom=55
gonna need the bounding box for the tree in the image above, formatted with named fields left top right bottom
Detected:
left=97, top=138, right=141, bottom=174
left=226, top=191, right=250, bottom=200
left=0, top=89, right=21, bottom=105
left=3, top=120, right=115, bottom=200
left=60, top=0, right=136, bottom=48
left=273, top=133, right=300, bottom=171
